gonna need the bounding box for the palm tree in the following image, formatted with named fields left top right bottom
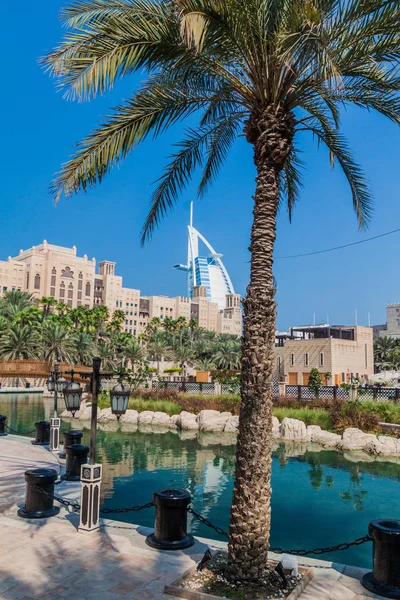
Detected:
left=43, top=0, right=400, bottom=582
left=39, top=322, right=75, bottom=363
left=38, top=296, right=57, bottom=319
left=172, top=344, right=194, bottom=377
left=0, top=324, right=38, bottom=360
left=147, top=338, right=171, bottom=374
left=195, top=357, right=216, bottom=372
left=374, top=336, right=398, bottom=369
left=72, top=331, right=95, bottom=365
left=109, top=309, right=126, bottom=334
left=214, top=341, right=241, bottom=370
left=0, top=291, right=34, bottom=320
left=121, top=336, right=145, bottom=370
left=96, top=339, right=118, bottom=370
left=13, top=307, right=42, bottom=328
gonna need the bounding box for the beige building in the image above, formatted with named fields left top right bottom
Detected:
left=0, top=241, right=242, bottom=337
left=274, top=324, right=374, bottom=385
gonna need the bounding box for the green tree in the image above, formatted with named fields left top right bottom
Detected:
left=120, top=336, right=145, bottom=370
left=39, top=322, right=75, bottom=362
left=43, top=0, right=400, bottom=582
left=38, top=296, right=57, bottom=319
left=0, top=324, right=38, bottom=359
left=195, top=357, right=216, bottom=372
left=72, top=331, right=95, bottom=365
left=308, top=368, right=323, bottom=397
left=0, top=291, right=34, bottom=320
left=214, top=341, right=241, bottom=370
left=147, top=337, right=171, bottom=374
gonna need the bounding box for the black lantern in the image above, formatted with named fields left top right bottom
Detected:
left=63, top=382, right=83, bottom=417
left=56, top=376, right=68, bottom=394
left=110, top=382, right=130, bottom=419
left=47, top=376, right=56, bottom=392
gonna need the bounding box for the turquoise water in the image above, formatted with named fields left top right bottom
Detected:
left=2, top=394, right=400, bottom=568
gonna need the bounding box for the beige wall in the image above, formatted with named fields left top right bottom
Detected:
left=13, top=241, right=96, bottom=308
left=217, top=294, right=242, bottom=336
left=0, top=241, right=243, bottom=336
left=274, top=325, right=374, bottom=384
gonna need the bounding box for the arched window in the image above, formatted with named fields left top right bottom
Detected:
left=34, top=274, right=41, bottom=290
left=26, top=273, right=30, bottom=288
left=51, top=267, right=56, bottom=287
left=68, top=283, right=73, bottom=300
left=52, top=267, right=56, bottom=274
left=59, top=282, right=65, bottom=298
left=61, top=266, right=74, bottom=278
left=78, top=272, right=83, bottom=291
left=85, top=282, right=91, bottom=297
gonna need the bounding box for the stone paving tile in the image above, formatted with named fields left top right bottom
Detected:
left=1, top=436, right=390, bottom=600
left=108, top=583, right=139, bottom=596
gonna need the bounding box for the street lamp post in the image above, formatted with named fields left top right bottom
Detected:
left=62, top=358, right=132, bottom=533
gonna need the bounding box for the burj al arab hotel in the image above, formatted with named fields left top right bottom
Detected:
left=174, top=203, right=235, bottom=310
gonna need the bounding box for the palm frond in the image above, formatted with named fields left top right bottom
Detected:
left=50, top=74, right=220, bottom=201
left=301, top=119, right=373, bottom=228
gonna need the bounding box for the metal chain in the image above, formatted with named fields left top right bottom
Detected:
left=34, top=484, right=81, bottom=512
left=269, top=536, right=371, bottom=557
left=187, top=507, right=371, bottom=556
left=100, top=501, right=154, bottom=514
left=187, top=507, right=229, bottom=538
left=5, top=424, right=36, bottom=435
left=55, top=457, right=77, bottom=486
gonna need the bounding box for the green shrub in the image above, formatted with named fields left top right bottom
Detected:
left=273, top=407, right=332, bottom=430
left=128, top=398, right=181, bottom=415
left=163, top=367, right=182, bottom=374
left=329, top=401, right=380, bottom=433
left=179, top=393, right=241, bottom=415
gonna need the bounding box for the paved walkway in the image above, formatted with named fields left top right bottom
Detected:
left=0, top=436, right=385, bottom=600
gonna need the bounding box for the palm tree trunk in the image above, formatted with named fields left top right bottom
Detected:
left=227, top=109, right=294, bottom=583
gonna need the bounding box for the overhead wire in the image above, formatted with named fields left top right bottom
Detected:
left=276, top=227, right=400, bottom=259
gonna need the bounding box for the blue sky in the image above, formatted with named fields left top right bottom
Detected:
left=2, top=1, right=400, bottom=330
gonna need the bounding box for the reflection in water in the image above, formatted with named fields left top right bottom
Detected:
left=1, top=394, right=400, bottom=568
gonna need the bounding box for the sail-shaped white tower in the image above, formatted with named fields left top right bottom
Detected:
left=173, top=203, right=235, bottom=310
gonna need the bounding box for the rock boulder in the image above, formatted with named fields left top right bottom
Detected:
left=279, top=418, right=310, bottom=441
left=176, top=411, right=199, bottom=430
left=119, top=410, right=139, bottom=424
left=339, top=428, right=378, bottom=451
left=137, top=411, right=155, bottom=425
left=198, top=410, right=230, bottom=432
left=224, top=416, right=239, bottom=432
left=151, top=411, right=172, bottom=427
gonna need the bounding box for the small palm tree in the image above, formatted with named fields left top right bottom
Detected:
left=13, top=307, right=42, bottom=328
left=147, top=338, right=171, bottom=374
left=72, top=331, right=95, bottom=365
left=214, top=341, right=241, bottom=370
left=120, top=336, right=145, bottom=370
left=96, top=339, right=118, bottom=370
left=38, top=296, right=57, bottom=319
left=195, top=357, right=216, bottom=372
left=0, top=291, right=34, bottom=320
left=0, top=324, right=38, bottom=360
left=43, top=0, right=400, bottom=582
left=39, top=322, right=75, bottom=363
left=172, top=344, right=194, bottom=376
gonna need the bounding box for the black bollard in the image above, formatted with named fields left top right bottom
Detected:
left=64, top=444, right=89, bottom=481
left=0, top=415, right=7, bottom=436
left=59, top=429, right=83, bottom=459
left=362, top=520, right=400, bottom=599
left=31, top=421, right=50, bottom=445
left=146, top=489, right=194, bottom=550
left=18, top=468, right=60, bottom=519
